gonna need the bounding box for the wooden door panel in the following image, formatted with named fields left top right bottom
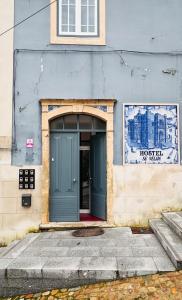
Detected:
left=90, top=133, right=106, bottom=220
left=50, top=133, right=79, bottom=222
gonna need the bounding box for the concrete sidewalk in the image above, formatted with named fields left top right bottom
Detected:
left=0, top=227, right=175, bottom=297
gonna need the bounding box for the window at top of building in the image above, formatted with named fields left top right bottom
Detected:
left=58, top=0, right=98, bottom=36
left=50, top=0, right=105, bottom=45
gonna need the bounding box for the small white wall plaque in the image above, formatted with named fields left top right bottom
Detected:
left=26, top=138, right=34, bottom=148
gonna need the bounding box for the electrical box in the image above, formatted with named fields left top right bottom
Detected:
left=22, top=194, right=31, bottom=207
left=19, top=169, right=35, bottom=189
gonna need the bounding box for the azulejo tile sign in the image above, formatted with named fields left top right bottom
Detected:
left=124, top=104, right=179, bottom=164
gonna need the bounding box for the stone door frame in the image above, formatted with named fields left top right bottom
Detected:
left=40, top=99, right=115, bottom=225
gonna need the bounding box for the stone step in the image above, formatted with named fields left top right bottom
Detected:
left=149, top=219, right=182, bottom=269
left=0, top=240, right=20, bottom=257
left=162, top=212, right=182, bottom=239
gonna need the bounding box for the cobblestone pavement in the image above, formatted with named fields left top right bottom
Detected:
left=1, top=271, right=182, bottom=300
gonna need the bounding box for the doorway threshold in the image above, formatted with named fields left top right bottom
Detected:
left=39, top=221, right=112, bottom=230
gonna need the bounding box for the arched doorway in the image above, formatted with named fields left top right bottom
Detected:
left=49, top=114, right=106, bottom=222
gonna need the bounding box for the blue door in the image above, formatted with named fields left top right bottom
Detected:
left=50, top=132, right=80, bottom=222
left=90, top=132, right=106, bottom=220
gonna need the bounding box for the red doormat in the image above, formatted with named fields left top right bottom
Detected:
left=80, top=213, right=103, bottom=221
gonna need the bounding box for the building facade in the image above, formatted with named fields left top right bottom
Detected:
left=1, top=0, right=182, bottom=242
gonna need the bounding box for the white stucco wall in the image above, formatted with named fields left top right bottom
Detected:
left=0, top=0, right=14, bottom=242
left=0, top=165, right=42, bottom=244
left=113, top=165, right=182, bottom=226
left=0, top=0, right=14, bottom=153
left=0, top=1, right=41, bottom=243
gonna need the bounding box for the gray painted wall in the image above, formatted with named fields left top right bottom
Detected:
left=13, top=0, right=182, bottom=165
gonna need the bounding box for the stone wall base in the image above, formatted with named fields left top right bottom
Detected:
left=0, top=156, right=42, bottom=244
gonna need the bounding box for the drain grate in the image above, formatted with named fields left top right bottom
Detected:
left=72, top=227, right=104, bottom=237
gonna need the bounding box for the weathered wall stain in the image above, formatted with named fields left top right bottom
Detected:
left=113, top=165, right=182, bottom=226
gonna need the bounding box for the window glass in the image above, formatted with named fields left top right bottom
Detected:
left=79, top=115, right=92, bottom=129
left=50, top=115, right=106, bottom=131
left=59, top=0, right=97, bottom=36
left=93, top=117, right=106, bottom=130
left=62, top=4, right=68, bottom=25
left=61, top=0, right=68, bottom=32
left=81, top=0, right=96, bottom=34
left=89, top=5, right=95, bottom=25
left=64, top=115, right=77, bottom=129
left=50, top=118, right=64, bottom=130
left=69, top=1, right=76, bottom=32
left=60, top=0, right=76, bottom=33
left=81, top=5, right=87, bottom=26
left=88, top=26, right=95, bottom=32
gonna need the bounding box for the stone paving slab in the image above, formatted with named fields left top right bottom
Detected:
left=0, top=248, right=4, bottom=255
left=140, top=234, right=161, bottom=247
left=2, top=234, right=40, bottom=259
left=58, top=238, right=117, bottom=247
left=30, top=239, right=61, bottom=248
left=21, top=247, right=69, bottom=257
left=57, top=239, right=89, bottom=247
left=67, top=247, right=100, bottom=257
left=7, top=257, right=49, bottom=279
left=80, top=256, right=117, bottom=271
left=117, top=257, right=158, bottom=277
left=153, top=256, right=176, bottom=272
left=0, top=259, right=13, bottom=277
left=100, top=227, right=132, bottom=237
left=0, top=240, right=20, bottom=257
left=119, top=236, right=147, bottom=246
left=100, top=247, right=133, bottom=257
left=0, top=227, right=176, bottom=297
left=94, top=237, right=146, bottom=247
left=42, top=257, right=81, bottom=279
left=79, top=257, right=117, bottom=280
left=131, top=246, right=167, bottom=257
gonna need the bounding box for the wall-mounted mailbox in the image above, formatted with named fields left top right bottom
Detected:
left=22, top=194, right=31, bottom=207
left=19, top=169, right=35, bottom=189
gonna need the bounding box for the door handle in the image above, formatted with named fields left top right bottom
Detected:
left=73, top=178, right=77, bottom=183
left=51, top=157, right=55, bottom=162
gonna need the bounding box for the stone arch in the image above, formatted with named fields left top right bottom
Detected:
left=48, top=106, right=109, bottom=122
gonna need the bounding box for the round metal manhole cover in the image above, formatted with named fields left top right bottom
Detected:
left=72, top=228, right=104, bottom=237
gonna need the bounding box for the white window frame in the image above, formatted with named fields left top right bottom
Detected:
left=58, top=0, right=98, bottom=36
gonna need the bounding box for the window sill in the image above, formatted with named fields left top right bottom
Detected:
left=50, top=35, right=106, bottom=45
